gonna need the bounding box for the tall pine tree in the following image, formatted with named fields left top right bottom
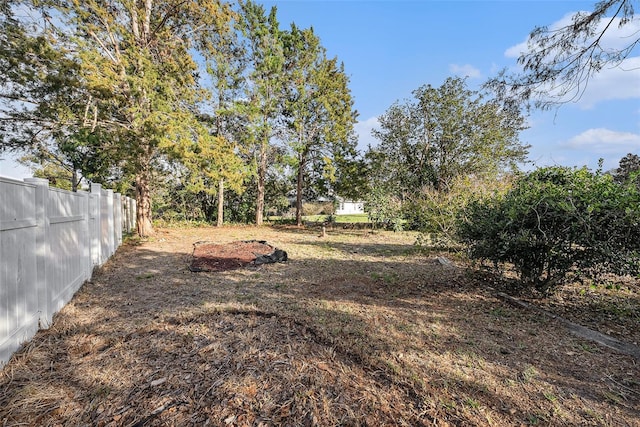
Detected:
left=282, top=25, right=358, bottom=226
left=238, top=0, right=284, bottom=225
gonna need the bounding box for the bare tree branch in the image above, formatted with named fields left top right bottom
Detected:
left=485, top=0, right=639, bottom=110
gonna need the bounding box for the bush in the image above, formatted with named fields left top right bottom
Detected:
left=406, top=175, right=513, bottom=248
left=302, top=202, right=334, bottom=216
left=365, top=187, right=404, bottom=231
left=457, top=166, right=640, bottom=294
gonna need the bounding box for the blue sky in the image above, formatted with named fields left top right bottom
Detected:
left=262, top=0, right=640, bottom=172
left=1, top=0, right=638, bottom=179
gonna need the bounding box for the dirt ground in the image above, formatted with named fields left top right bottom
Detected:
left=0, top=225, right=638, bottom=426
left=189, top=240, right=284, bottom=272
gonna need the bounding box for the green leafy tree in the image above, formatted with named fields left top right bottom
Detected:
left=365, top=186, right=403, bottom=231
left=407, top=174, right=514, bottom=247
left=22, top=159, right=73, bottom=190
left=331, top=154, right=368, bottom=203
left=218, top=166, right=292, bottom=224
left=17, top=127, right=118, bottom=191
left=238, top=0, right=285, bottom=225
left=370, top=77, right=528, bottom=196
left=4, top=0, right=233, bottom=236
left=613, top=152, right=640, bottom=187
left=173, top=127, right=247, bottom=225
left=282, top=25, right=358, bottom=226
left=0, top=2, right=75, bottom=144
left=200, top=8, right=248, bottom=226
left=458, top=166, right=640, bottom=294
left=0, top=1, right=114, bottom=189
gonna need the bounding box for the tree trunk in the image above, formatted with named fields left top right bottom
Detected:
left=295, top=152, right=306, bottom=227
left=71, top=169, right=79, bottom=192
left=255, top=141, right=267, bottom=226
left=200, top=192, right=216, bottom=222
left=135, top=172, right=154, bottom=237
left=217, top=177, right=224, bottom=227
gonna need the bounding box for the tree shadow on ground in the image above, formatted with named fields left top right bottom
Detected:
left=1, top=227, right=638, bottom=426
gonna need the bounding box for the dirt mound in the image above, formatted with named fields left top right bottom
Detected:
left=189, top=240, right=287, bottom=272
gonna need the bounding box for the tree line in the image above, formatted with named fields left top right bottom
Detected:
left=0, top=0, right=359, bottom=235
left=2, top=0, right=638, bottom=292
left=1, top=0, right=539, bottom=237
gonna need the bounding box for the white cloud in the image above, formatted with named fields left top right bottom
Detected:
left=504, top=12, right=640, bottom=107
left=354, top=116, right=380, bottom=151
left=572, top=57, right=640, bottom=109
left=506, top=11, right=640, bottom=58
left=449, top=64, right=481, bottom=79
left=564, top=128, right=640, bottom=152
left=505, top=12, right=576, bottom=59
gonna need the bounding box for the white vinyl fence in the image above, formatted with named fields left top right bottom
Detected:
left=0, top=177, right=136, bottom=365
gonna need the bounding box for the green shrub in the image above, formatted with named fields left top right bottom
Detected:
left=303, top=201, right=334, bottom=216
left=365, top=187, right=404, bottom=231
left=407, top=175, right=513, bottom=248
left=457, top=166, right=640, bottom=294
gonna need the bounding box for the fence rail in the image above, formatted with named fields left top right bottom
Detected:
left=0, top=177, right=135, bottom=365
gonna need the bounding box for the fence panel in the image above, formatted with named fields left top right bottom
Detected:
left=114, top=193, right=122, bottom=248
left=0, top=178, right=39, bottom=365
left=89, top=192, right=100, bottom=267
left=100, top=188, right=115, bottom=264
left=45, top=187, right=90, bottom=325
left=0, top=178, right=135, bottom=365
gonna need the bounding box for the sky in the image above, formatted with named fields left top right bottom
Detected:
left=1, top=0, right=639, bottom=179
left=259, top=0, right=640, bottom=172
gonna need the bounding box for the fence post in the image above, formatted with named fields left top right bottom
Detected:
left=127, top=196, right=133, bottom=233
left=121, top=196, right=128, bottom=233
left=126, top=196, right=132, bottom=233
left=130, top=196, right=136, bottom=234
left=80, top=190, right=92, bottom=281
left=91, top=183, right=102, bottom=266
left=105, top=189, right=114, bottom=258
left=24, top=178, right=51, bottom=327
left=114, top=193, right=122, bottom=247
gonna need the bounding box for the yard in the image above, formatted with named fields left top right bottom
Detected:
left=0, top=226, right=638, bottom=426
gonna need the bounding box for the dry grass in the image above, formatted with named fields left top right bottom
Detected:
left=1, top=225, right=638, bottom=426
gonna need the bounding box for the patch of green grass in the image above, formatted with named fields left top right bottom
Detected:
left=332, top=214, right=370, bottom=223
left=464, top=397, right=480, bottom=409
left=270, top=214, right=371, bottom=224
left=489, top=306, right=508, bottom=317
left=441, top=399, right=457, bottom=410
left=527, top=413, right=542, bottom=425
left=384, top=360, right=401, bottom=375
left=518, top=365, right=538, bottom=383
left=577, top=342, right=597, bottom=353
left=602, top=391, right=622, bottom=404
left=153, top=218, right=211, bottom=228
left=302, top=214, right=371, bottom=223
left=370, top=271, right=399, bottom=284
